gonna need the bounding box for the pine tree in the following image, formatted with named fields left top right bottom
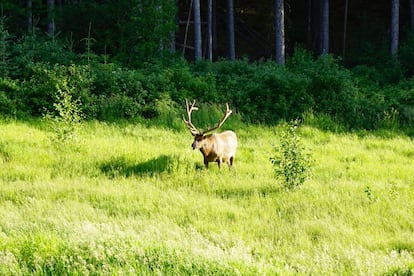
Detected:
left=275, top=0, right=285, bottom=64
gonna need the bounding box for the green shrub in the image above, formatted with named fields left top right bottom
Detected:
left=0, top=77, right=21, bottom=116
left=350, top=38, right=404, bottom=85
left=12, top=36, right=77, bottom=76
left=189, top=51, right=357, bottom=127
left=288, top=51, right=360, bottom=127
left=1, top=39, right=412, bottom=131
left=0, top=15, right=13, bottom=78
left=393, top=78, right=414, bottom=126
left=270, top=120, right=313, bottom=191
left=92, top=64, right=147, bottom=120
left=22, top=63, right=93, bottom=116
left=96, top=94, right=141, bottom=121
left=193, top=59, right=314, bottom=124
left=44, top=78, right=85, bottom=145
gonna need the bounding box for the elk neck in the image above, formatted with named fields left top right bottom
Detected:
left=199, top=134, right=214, bottom=156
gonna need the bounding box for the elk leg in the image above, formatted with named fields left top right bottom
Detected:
left=204, top=158, right=209, bottom=169
left=217, top=159, right=222, bottom=169
left=229, top=156, right=234, bottom=167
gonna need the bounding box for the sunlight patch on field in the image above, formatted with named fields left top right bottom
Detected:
left=0, top=119, right=413, bottom=274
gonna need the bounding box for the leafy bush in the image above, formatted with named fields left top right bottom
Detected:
left=0, top=36, right=413, bottom=132
left=21, top=63, right=93, bottom=116
left=393, top=78, right=414, bottom=126
left=92, top=64, right=147, bottom=120
left=95, top=94, right=141, bottom=121
left=44, top=78, right=85, bottom=145
left=191, top=58, right=314, bottom=124
left=0, top=15, right=14, bottom=78
left=288, top=51, right=361, bottom=127
left=0, top=77, right=21, bottom=116
left=270, top=120, right=313, bottom=191
left=137, top=54, right=414, bottom=130
left=12, top=36, right=77, bottom=76
left=350, top=38, right=404, bottom=85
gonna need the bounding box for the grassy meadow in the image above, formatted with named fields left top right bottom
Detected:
left=0, top=116, right=414, bottom=275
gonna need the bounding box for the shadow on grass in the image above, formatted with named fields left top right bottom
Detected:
left=100, top=155, right=175, bottom=178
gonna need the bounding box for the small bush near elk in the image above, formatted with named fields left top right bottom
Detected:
left=270, top=120, right=313, bottom=191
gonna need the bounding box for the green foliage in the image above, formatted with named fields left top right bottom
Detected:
left=287, top=50, right=360, bottom=127
left=302, top=109, right=346, bottom=132
left=22, top=63, right=92, bottom=116
left=61, top=0, right=178, bottom=66
left=0, top=30, right=413, bottom=132
left=92, top=65, right=146, bottom=120
left=12, top=35, right=77, bottom=73
left=190, top=58, right=314, bottom=123
left=270, top=120, right=313, bottom=191
left=350, top=37, right=404, bottom=85
left=392, top=78, right=414, bottom=126
left=383, top=267, right=414, bottom=276
left=44, top=78, right=84, bottom=145
left=0, top=15, right=13, bottom=78
left=125, top=0, right=177, bottom=66
left=0, top=77, right=20, bottom=116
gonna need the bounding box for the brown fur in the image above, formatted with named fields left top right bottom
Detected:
left=192, top=130, right=238, bottom=169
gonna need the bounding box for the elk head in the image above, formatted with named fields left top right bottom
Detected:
left=183, top=100, right=238, bottom=169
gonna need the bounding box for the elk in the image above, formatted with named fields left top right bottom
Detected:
left=183, top=100, right=238, bottom=169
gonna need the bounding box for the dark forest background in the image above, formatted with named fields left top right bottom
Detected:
left=0, top=0, right=414, bottom=131
left=179, top=0, right=411, bottom=64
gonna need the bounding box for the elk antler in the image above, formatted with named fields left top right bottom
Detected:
left=202, top=103, right=233, bottom=135
left=183, top=99, right=201, bottom=136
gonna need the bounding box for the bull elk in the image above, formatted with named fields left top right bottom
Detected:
left=183, top=100, right=238, bottom=169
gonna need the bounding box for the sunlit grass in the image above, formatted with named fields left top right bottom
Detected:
left=0, top=118, right=413, bottom=274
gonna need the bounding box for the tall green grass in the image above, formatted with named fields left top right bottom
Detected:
left=0, top=117, right=413, bottom=274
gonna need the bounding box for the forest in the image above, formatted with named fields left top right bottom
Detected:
left=0, top=0, right=412, bottom=130
left=1, top=1, right=414, bottom=275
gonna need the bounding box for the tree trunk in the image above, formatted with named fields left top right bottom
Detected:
left=410, top=0, right=414, bottom=32
left=183, top=0, right=193, bottom=55
left=310, top=0, right=320, bottom=54
left=157, top=4, right=164, bottom=51
left=213, top=0, right=217, bottom=53
left=56, top=0, right=62, bottom=11
left=390, top=0, right=399, bottom=59
left=193, top=0, right=202, bottom=61
left=307, top=0, right=312, bottom=49
left=170, top=5, right=177, bottom=54
left=27, top=0, right=33, bottom=34
left=320, top=0, right=329, bottom=54
left=170, top=28, right=176, bottom=53
left=275, top=0, right=285, bottom=64
left=207, top=0, right=213, bottom=61
left=342, top=0, right=349, bottom=63
left=47, top=0, right=56, bottom=37
left=227, top=0, right=235, bottom=60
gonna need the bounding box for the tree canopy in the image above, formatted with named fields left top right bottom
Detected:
left=0, top=0, right=414, bottom=130
left=2, top=0, right=413, bottom=67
